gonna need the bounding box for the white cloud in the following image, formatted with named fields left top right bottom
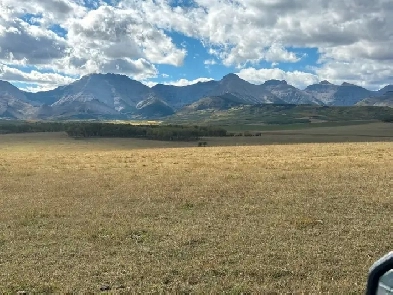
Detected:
left=0, top=0, right=186, bottom=86
left=20, top=84, right=61, bottom=93
left=141, top=80, right=158, bottom=88
left=66, top=5, right=186, bottom=67
left=237, top=68, right=319, bottom=89
left=0, top=0, right=392, bottom=89
left=141, top=77, right=214, bottom=88
left=264, top=44, right=300, bottom=63
left=162, top=77, right=214, bottom=87
left=204, top=59, right=217, bottom=65
left=315, top=60, right=393, bottom=90
left=0, top=64, right=75, bottom=86
left=125, top=0, right=393, bottom=86
left=0, top=18, right=68, bottom=64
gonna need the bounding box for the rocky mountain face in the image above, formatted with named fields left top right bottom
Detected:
left=331, top=82, right=376, bottom=106
left=304, top=81, right=340, bottom=105
left=378, top=85, right=393, bottom=95
left=0, top=81, right=38, bottom=119
left=180, top=93, right=246, bottom=112
left=135, top=96, right=175, bottom=117
left=208, top=73, right=283, bottom=104
left=263, top=79, right=322, bottom=105
left=304, top=81, right=376, bottom=106
left=152, top=80, right=218, bottom=110
left=0, top=73, right=391, bottom=120
left=152, top=73, right=283, bottom=109
left=26, top=73, right=164, bottom=119
left=357, top=91, right=393, bottom=107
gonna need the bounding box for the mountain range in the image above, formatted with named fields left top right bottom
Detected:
left=0, top=73, right=392, bottom=120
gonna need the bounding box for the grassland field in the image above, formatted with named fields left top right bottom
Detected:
left=0, top=122, right=392, bottom=293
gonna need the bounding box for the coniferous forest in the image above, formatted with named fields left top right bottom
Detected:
left=0, top=121, right=228, bottom=141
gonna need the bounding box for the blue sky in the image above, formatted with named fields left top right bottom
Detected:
left=0, top=0, right=392, bottom=91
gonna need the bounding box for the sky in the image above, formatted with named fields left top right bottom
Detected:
left=0, top=0, right=392, bottom=92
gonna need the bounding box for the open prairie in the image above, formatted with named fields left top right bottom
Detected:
left=0, top=132, right=392, bottom=293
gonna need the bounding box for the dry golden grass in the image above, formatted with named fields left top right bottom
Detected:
left=0, top=133, right=392, bottom=293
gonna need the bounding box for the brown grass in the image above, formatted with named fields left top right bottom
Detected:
left=0, top=132, right=392, bottom=293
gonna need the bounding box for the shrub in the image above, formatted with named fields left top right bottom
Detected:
left=381, top=116, right=393, bottom=123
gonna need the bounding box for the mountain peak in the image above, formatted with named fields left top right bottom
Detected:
left=222, top=73, right=240, bottom=81
left=319, top=80, right=332, bottom=85
left=264, top=79, right=288, bottom=87
left=341, top=82, right=354, bottom=86
left=84, top=72, right=128, bottom=79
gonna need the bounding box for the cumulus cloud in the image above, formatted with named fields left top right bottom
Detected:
left=237, top=68, right=319, bottom=89
left=0, top=0, right=186, bottom=86
left=162, top=77, right=214, bottom=87
left=0, top=18, right=67, bottom=64
left=0, top=64, right=75, bottom=88
left=20, top=84, right=63, bottom=93
left=0, top=0, right=392, bottom=89
left=315, top=59, right=393, bottom=90
left=61, top=4, right=186, bottom=77
left=141, top=77, right=213, bottom=88
left=126, top=0, right=393, bottom=86
left=264, top=44, right=300, bottom=63
left=0, top=0, right=86, bottom=24
left=68, top=6, right=186, bottom=66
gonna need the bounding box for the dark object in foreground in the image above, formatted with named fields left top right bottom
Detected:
left=366, top=252, right=393, bottom=295
left=100, top=285, right=111, bottom=291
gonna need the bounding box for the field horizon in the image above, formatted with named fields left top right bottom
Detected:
left=0, top=132, right=392, bottom=292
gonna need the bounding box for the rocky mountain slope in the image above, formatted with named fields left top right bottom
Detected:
left=207, top=73, right=283, bottom=104
left=180, top=93, right=246, bottom=112
left=357, top=91, right=393, bottom=107
left=0, top=73, right=391, bottom=120
left=0, top=81, right=38, bottom=119
left=152, top=80, right=218, bottom=110
left=304, top=81, right=376, bottom=106
left=263, top=80, right=322, bottom=105
left=377, top=85, right=393, bottom=95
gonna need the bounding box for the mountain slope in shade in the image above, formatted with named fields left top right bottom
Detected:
left=24, top=85, right=68, bottom=106
left=356, top=91, right=393, bottom=107
left=152, top=80, right=218, bottom=109
left=209, top=74, right=283, bottom=104
left=377, top=85, right=393, bottom=95
left=180, top=93, right=246, bottom=112
left=0, top=81, right=37, bottom=119
left=0, top=81, right=30, bottom=103
left=304, top=81, right=375, bottom=106
left=153, top=74, right=282, bottom=109
left=332, top=82, right=375, bottom=106
left=263, top=80, right=322, bottom=105
left=135, top=96, right=175, bottom=118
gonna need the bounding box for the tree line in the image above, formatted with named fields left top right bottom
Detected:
left=0, top=121, right=228, bottom=141
left=0, top=121, right=66, bottom=134
left=65, top=123, right=227, bottom=141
